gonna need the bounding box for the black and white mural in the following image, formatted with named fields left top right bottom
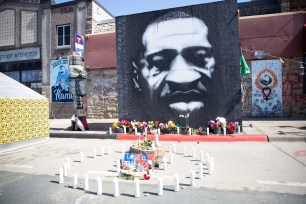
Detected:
left=116, top=0, right=241, bottom=128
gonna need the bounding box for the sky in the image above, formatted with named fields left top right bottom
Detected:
left=55, top=0, right=251, bottom=16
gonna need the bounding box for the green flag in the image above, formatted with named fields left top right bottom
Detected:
left=240, top=55, right=250, bottom=76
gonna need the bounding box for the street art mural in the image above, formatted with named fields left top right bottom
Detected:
left=50, top=59, right=73, bottom=102
left=252, top=60, right=282, bottom=117
left=116, top=1, right=241, bottom=127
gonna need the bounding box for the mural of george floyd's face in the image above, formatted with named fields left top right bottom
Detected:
left=138, top=17, right=215, bottom=113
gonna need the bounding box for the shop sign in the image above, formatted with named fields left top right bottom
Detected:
left=0, top=47, right=40, bottom=63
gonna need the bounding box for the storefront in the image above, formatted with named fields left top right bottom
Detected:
left=0, top=47, right=42, bottom=94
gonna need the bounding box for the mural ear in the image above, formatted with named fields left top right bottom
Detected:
left=132, top=61, right=142, bottom=92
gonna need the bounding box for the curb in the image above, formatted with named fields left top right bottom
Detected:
left=50, top=131, right=117, bottom=139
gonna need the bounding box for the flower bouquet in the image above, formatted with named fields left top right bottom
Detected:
left=112, top=119, right=131, bottom=133
left=227, top=122, right=239, bottom=134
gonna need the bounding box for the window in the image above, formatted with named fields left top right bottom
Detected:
left=57, top=24, right=70, bottom=47
left=21, top=10, right=37, bottom=44
left=0, top=9, right=15, bottom=46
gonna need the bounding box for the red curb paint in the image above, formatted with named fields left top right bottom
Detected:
left=117, top=134, right=268, bottom=142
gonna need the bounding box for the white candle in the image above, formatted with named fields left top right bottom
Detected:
left=205, top=153, right=210, bottom=165
left=177, top=127, right=180, bottom=134
left=113, top=178, right=120, bottom=197
left=174, top=174, right=180, bottom=192
left=121, top=144, right=125, bottom=153
left=96, top=177, right=102, bottom=195
left=80, top=152, right=84, bottom=163
left=207, top=127, right=209, bottom=135
left=199, top=163, right=203, bottom=179
left=200, top=150, right=204, bottom=162
left=155, top=133, right=159, bottom=145
left=192, top=147, right=196, bottom=158
left=172, top=144, right=176, bottom=153
left=223, top=127, right=226, bottom=135
left=135, top=128, right=138, bottom=135
left=108, top=145, right=111, bottom=155
left=183, top=145, right=187, bottom=156
left=169, top=152, right=173, bottom=164
left=157, top=177, right=163, bottom=196
left=101, top=147, right=104, bottom=156
left=73, top=174, right=78, bottom=189
left=84, top=174, right=89, bottom=191
left=190, top=170, right=195, bottom=187
left=238, top=126, right=241, bottom=134
left=116, top=160, right=121, bottom=173
left=163, top=158, right=168, bottom=170
left=158, top=128, right=161, bottom=135
left=124, top=127, right=126, bottom=134
left=134, top=178, right=140, bottom=198
left=59, top=168, right=64, bottom=184
left=145, top=127, right=147, bottom=134
left=93, top=148, right=97, bottom=158
left=63, top=163, right=68, bottom=176
left=109, top=127, right=112, bottom=134
left=189, top=128, right=192, bottom=135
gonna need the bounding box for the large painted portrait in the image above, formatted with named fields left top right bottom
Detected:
left=116, top=1, right=241, bottom=128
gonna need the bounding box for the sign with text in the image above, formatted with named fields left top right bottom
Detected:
left=123, top=153, right=155, bottom=169
left=75, top=34, right=84, bottom=53
left=0, top=47, right=40, bottom=63
left=50, top=59, right=73, bottom=102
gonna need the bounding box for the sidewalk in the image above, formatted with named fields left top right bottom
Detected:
left=49, top=118, right=306, bottom=142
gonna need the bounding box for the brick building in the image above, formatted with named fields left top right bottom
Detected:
left=0, top=0, right=52, bottom=94
left=46, top=0, right=114, bottom=118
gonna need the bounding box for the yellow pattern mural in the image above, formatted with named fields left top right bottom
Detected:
left=0, top=98, right=49, bottom=144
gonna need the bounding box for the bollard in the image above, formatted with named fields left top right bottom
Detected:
left=108, top=145, right=111, bottom=155
left=59, top=168, right=64, bottom=184
left=84, top=174, right=89, bottom=191
left=192, top=147, right=196, bottom=158
left=163, top=158, right=168, bottom=170
left=183, top=145, right=187, bottom=156
left=199, top=163, right=203, bottom=179
left=134, top=178, right=140, bottom=198
left=200, top=150, right=204, bottom=163
left=190, top=170, right=195, bottom=187
left=205, top=153, right=210, bottom=165
left=207, top=127, right=209, bottom=135
left=73, top=174, right=78, bottom=189
left=169, top=152, right=173, bottom=164
left=96, top=177, right=102, bottom=195
left=173, top=174, right=180, bottom=192
left=157, top=177, right=163, bottom=196
left=66, top=158, right=71, bottom=170
left=101, top=147, right=104, bottom=156
left=80, top=152, right=84, bottom=163
left=63, top=163, right=68, bottom=176
left=93, top=148, right=97, bottom=158
left=116, top=160, right=121, bottom=173
left=172, top=144, right=176, bottom=153
left=113, top=178, right=120, bottom=197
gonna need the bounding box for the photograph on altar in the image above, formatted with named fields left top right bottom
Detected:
left=252, top=60, right=282, bottom=117
left=116, top=1, right=241, bottom=127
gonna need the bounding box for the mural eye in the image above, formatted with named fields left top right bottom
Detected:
left=146, top=49, right=177, bottom=71
left=182, top=46, right=213, bottom=68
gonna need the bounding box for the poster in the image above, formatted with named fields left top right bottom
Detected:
left=116, top=1, right=241, bottom=128
left=252, top=60, right=282, bottom=117
left=50, top=59, right=73, bottom=102
left=123, top=153, right=155, bottom=170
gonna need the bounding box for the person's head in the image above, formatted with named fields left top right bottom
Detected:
left=134, top=11, right=215, bottom=114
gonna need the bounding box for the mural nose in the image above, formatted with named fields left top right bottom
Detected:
left=166, top=55, right=201, bottom=83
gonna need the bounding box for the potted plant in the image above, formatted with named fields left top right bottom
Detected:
left=227, top=122, right=239, bottom=134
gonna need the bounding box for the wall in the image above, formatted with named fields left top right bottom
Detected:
left=86, top=68, right=118, bottom=119
left=240, top=12, right=305, bottom=118
left=241, top=57, right=305, bottom=118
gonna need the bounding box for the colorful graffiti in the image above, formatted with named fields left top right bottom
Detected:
left=252, top=60, right=282, bottom=117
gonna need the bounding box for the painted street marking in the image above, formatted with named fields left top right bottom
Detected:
left=294, top=150, right=306, bottom=157
left=257, top=180, right=306, bottom=187
left=4, top=164, right=34, bottom=169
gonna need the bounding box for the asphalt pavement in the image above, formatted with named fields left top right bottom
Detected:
left=0, top=138, right=305, bottom=203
